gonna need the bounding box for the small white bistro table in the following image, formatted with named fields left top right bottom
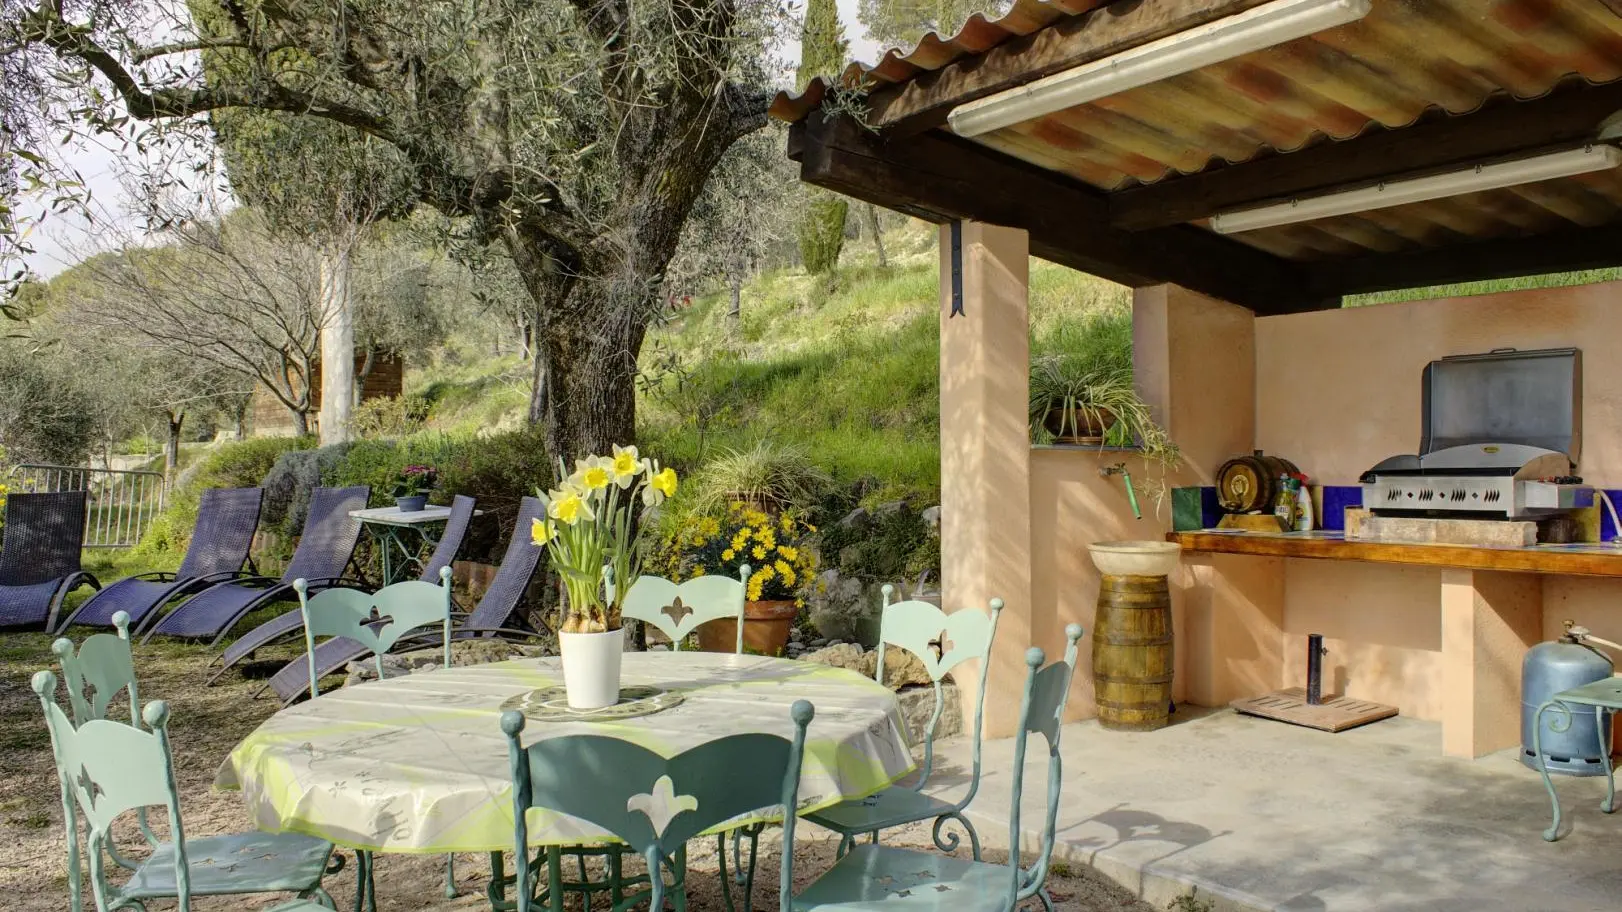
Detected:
left=349, top=504, right=476, bottom=585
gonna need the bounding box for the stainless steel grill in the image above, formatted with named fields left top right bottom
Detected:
left=1360, top=348, right=1591, bottom=520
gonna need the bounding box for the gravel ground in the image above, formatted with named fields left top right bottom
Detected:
left=1, top=631, right=1155, bottom=911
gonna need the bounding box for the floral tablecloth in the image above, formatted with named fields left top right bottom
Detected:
left=217, top=652, right=914, bottom=852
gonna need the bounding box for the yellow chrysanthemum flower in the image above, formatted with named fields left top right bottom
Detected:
left=751, top=545, right=767, bottom=560
left=778, top=545, right=798, bottom=561
left=721, top=549, right=735, bottom=561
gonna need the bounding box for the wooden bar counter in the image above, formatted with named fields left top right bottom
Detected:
left=1166, top=528, right=1622, bottom=758
left=1168, top=530, right=1622, bottom=578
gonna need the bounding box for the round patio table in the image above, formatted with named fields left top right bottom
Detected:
left=216, top=651, right=915, bottom=853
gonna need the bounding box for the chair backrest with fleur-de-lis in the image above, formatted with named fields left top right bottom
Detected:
left=501, top=699, right=813, bottom=911
left=875, top=588, right=1003, bottom=793
left=1003, top=624, right=1085, bottom=906
left=620, top=565, right=751, bottom=652
left=32, top=671, right=193, bottom=912
left=296, top=566, right=454, bottom=699
left=52, top=610, right=140, bottom=728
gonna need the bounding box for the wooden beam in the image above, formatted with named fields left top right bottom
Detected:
left=867, top=0, right=1268, bottom=137
left=792, top=114, right=1327, bottom=312
left=1111, top=80, right=1622, bottom=231
left=1307, top=224, right=1622, bottom=298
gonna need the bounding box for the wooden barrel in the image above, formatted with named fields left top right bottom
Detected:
left=1215, top=453, right=1300, bottom=513
left=1092, top=574, right=1175, bottom=732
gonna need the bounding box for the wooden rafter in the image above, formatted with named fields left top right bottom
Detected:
left=1307, top=224, right=1622, bottom=298
left=1110, top=79, right=1622, bottom=232
left=791, top=113, right=1330, bottom=313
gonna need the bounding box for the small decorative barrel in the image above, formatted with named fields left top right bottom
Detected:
left=1092, top=574, right=1175, bottom=731
left=1215, top=452, right=1300, bottom=514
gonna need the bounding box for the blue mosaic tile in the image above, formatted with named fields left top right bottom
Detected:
left=1318, top=486, right=1363, bottom=532
left=1598, top=490, right=1622, bottom=542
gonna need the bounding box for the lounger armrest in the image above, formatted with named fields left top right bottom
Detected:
left=131, top=571, right=179, bottom=583
left=302, top=576, right=374, bottom=593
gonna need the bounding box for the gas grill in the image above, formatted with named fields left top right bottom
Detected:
left=1359, top=348, right=1593, bottom=520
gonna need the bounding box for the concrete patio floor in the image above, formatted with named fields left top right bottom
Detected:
left=929, top=706, right=1621, bottom=911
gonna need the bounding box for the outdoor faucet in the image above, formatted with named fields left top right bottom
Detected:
left=1100, top=462, right=1141, bottom=519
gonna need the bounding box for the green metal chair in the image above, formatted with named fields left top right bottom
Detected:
left=620, top=564, right=751, bottom=652
left=294, top=567, right=454, bottom=700
left=803, top=588, right=1003, bottom=860
left=500, top=698, right=815, bottom=912
left=791, top=624, right=1085, bottom=912
left=32, top=671, right=338, bottom=912
left=296, top=567, right=454, bottom=901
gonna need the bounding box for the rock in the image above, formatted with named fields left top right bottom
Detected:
left=828, top=639, right=844, bottom=647
left=873, top=500, right=907, bottom=521
left=863, top=645, right=934, bottom=690
left=809, top=637, right=829, bottom=648
left=920, top=505, right=942, bottom=532
left=896, top=682, right=962, bottom=744
left=836, top=507, right=872, bottom=532
left=800, top=642, right=933, bottom=691
left=800, top=642, right=866, bottom=674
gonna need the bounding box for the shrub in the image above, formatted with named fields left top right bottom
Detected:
left=350, top=394, right=431, bottom=438
left=261, top=443, right=355, bottom=537
left=685, top=440, right=831, bottom=516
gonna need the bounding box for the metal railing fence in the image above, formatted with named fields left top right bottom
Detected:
left=6, top=464, right=166, bottom=548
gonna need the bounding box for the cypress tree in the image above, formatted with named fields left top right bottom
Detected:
left=796, top=0, right=850, bottom=275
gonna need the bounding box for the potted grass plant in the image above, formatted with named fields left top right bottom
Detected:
left=531, top=445, right=678, bottom=708
left=1029, top=309, right=1182, bottom=514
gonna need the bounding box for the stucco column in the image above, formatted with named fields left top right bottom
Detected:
left=1134, top=285, right=1282, bottom=706
left=1441, top=569, right=1542, bottom=758
left=939, top=221, right=1032, bottom=739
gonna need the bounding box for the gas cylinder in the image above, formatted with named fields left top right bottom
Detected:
left=1521, top=624, right=1615, bottom=776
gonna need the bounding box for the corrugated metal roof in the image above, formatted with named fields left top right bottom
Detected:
left=775, top=0, right=1622, bottom=263
left=768, top=0, right=1114, bottom=124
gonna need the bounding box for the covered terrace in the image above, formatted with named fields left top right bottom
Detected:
left=774, top=0, right=1622, bottom=745
left=772, top=0, right=1622, bottom=905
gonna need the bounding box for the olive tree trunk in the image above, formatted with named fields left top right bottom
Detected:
left=317, top=246, right=355, bottom=445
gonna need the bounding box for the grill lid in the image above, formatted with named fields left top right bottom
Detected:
left=1420, top=347, right=1581, bottom=462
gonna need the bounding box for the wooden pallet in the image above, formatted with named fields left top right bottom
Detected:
left=1230, top=688, right=1398, bottom=733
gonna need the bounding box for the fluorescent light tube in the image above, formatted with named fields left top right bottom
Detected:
left=1209, top=145, right=1622, bottom=234
left=947, top=0, right=1371, bottom=139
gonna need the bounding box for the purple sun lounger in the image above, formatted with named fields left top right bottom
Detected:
left=264, top=495, right=547, bottom=704
left=206, top=494, right=477, bottom=685
left=0, top=491, right=99, bottom=631
left=141, top=486, right=369, bottom=646
left=57, top=486, right=264, bottom=634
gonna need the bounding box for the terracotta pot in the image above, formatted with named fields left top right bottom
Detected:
left=1043, top=404, right=1117, bottom=445
left=697, top=600, right=799, bottom=656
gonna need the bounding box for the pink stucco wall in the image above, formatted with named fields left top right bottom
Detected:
left=1256, top=282, right=1622, bottom=720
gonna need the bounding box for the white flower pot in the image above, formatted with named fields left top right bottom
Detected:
left=559, top=629, right=624, bottom=709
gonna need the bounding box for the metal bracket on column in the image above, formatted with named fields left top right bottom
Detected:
left=948, top=220, right=964, bottom=318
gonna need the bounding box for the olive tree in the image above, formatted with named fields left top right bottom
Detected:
left=4, top=0, right=788, bottom=464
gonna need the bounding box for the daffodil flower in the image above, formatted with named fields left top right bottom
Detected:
left=651, top=466, right=678, bottom=497
left=530, top=517, right=556, bottom=546
left=548, top=490, right=594, bottom=525
left=611, top=445, right=643, bottom=486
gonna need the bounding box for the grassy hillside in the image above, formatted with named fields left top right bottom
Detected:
left=635, top=221, right=1129, bottom=502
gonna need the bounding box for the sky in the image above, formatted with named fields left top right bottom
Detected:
left=17, top=0, right=890, bottom=281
